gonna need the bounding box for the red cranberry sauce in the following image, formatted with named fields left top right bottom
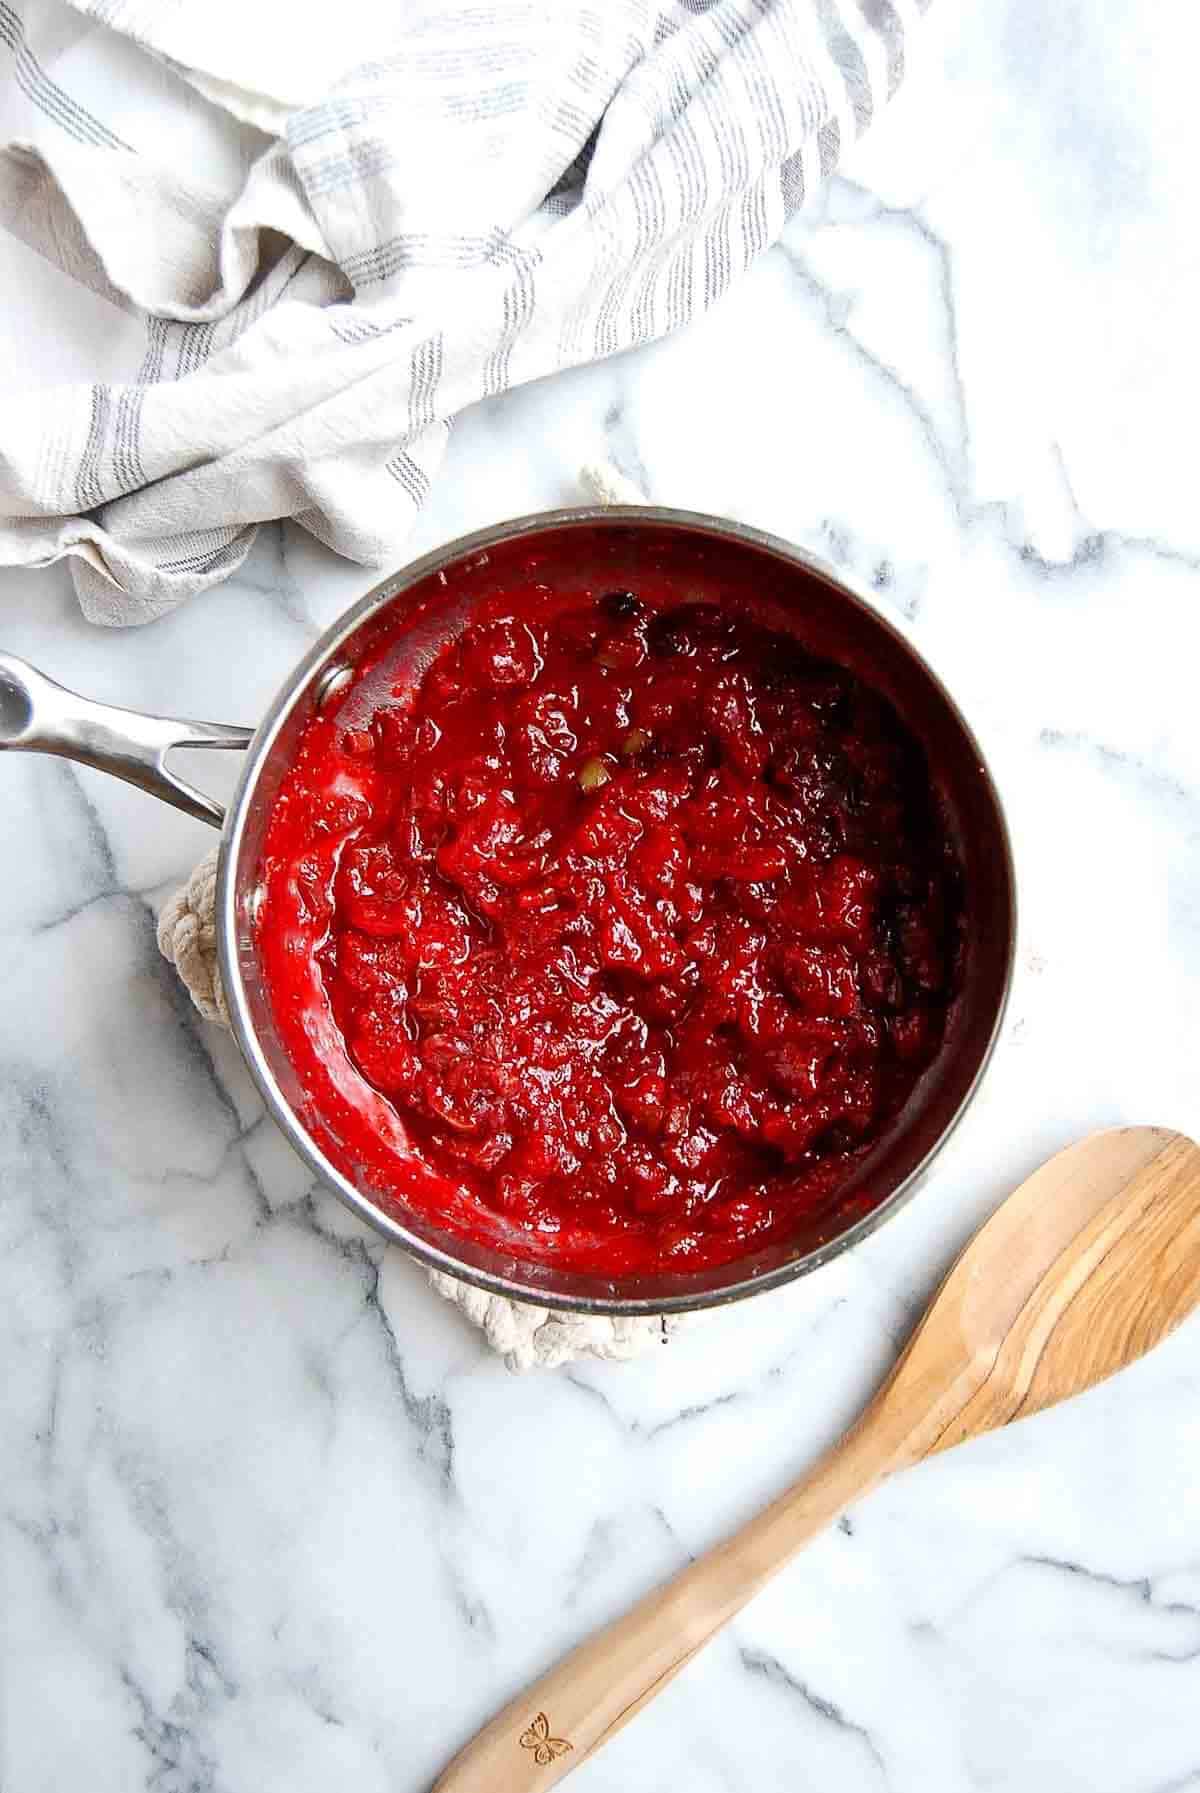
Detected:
left=260, top=578, right=962, bottom=1274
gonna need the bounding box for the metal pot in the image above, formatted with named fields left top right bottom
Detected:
left=0, top=508, right=1016, bottom=1313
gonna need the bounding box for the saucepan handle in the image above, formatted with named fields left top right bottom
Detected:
left=0, top=652, right=253, bottom=829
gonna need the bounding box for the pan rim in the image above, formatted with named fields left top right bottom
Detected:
left=216, top=505, right=1017, bottom=1315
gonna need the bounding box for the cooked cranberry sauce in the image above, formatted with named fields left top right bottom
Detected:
left=261, top=578, right=962, bottom=1273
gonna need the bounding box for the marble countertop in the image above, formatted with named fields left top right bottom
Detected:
left=3, top=6, right=1199, bottom=1790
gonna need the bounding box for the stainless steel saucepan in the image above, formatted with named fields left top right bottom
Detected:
left=0, top=509, right=1016, bottom=1313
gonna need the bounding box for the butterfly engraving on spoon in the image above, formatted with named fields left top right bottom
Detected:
left=519, top=1712, right=573, bottom=1766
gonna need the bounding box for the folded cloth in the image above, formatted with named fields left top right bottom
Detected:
left=0, top=0, right=923, bottom=624
left=156, top=458, right=700, bottom=1371
left=159, top=844, right=696, bottom=1370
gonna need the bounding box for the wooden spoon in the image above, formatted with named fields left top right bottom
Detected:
left=434, top=1127, right=1200, bottom=1791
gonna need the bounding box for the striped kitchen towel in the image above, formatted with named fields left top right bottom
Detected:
left=0, top=0, right=925, bottom=625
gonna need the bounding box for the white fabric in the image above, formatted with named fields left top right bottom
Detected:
left=0, top=0, right=923, bottom=623
left=158, top=846, right=693, bottom=1370
left=154, top=458, right=701, bottom=1369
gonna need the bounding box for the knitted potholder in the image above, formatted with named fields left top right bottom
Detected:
left=158, top=465, right=695, bottom=1370
left=158, top=852, right=689, bottom=1369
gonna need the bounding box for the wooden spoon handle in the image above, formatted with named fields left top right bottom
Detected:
left=433, top=1419, right=901, bottom=1791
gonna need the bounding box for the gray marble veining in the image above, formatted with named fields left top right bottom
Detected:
left=2, top=4, right=1199, bottom=1789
